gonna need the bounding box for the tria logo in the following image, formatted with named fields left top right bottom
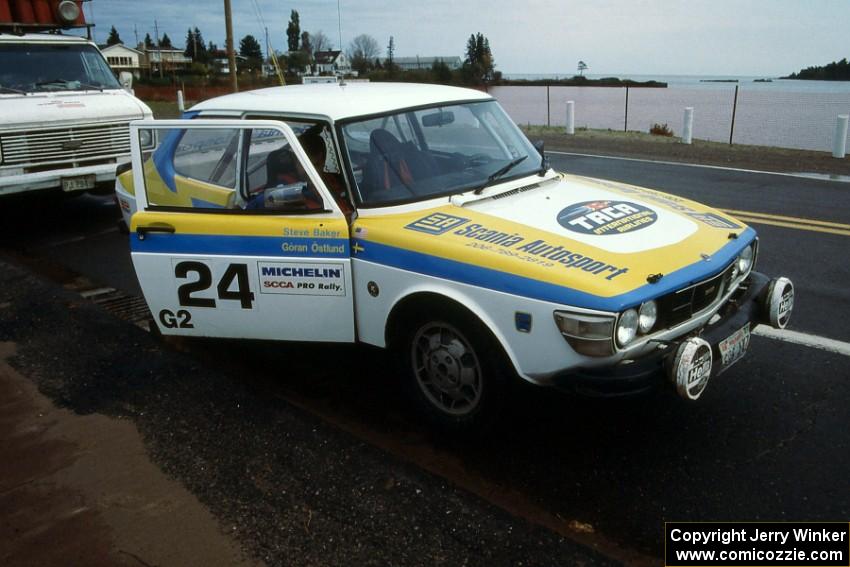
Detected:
left=557, top=200, right=658, bottom=236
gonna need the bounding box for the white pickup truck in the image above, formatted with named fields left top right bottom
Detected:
left=0, top=32, right=152, bottom=196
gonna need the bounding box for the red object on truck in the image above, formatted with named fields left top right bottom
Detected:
left=0, top=0, right=13, bottom=23
left=32, top=0, right=50, bottom=23
left=11, top=0, right=35, bottom=23
left=0, top=0, right=87, bottom=27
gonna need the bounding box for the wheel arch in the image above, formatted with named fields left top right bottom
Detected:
left=383, top=290, right=521, bottom=376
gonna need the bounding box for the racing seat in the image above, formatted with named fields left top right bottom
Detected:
left=265, top=145, right=299, bottom=188
left=361, top=129, right=438, bottom=198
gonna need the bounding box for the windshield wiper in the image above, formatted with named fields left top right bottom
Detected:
left=34, top=79, right=104, bottom=92
left=0, top=85, right=27, bottom=95
left=473, top=155, right=528, bottom=195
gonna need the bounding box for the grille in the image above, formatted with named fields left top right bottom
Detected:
left=658, top=262, right=736, bottom=328
left=490, top=183, right=540, bottom=200
left=0, top=122, right=131, bottom=166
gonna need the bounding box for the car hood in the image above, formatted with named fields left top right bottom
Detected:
left=352, top=172, right=756, bottom=312
left=0, top=90, right=150, bottom=130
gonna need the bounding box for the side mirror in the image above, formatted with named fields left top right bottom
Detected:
left=263, top=182, right=308, bottom=209
left=119, top=71, right=134, bottom=91
left=533, top=140, right=545, bottom=157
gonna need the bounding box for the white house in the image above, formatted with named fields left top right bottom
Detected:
left=101, top=43, right=145, bottom=78
left=313, top=50, right=351, bottom=76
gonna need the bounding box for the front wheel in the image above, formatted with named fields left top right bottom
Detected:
left=398, top=307, right=508, bottom=434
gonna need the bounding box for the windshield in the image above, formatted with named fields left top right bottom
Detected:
left=341, top=100, right=541, bottom=206
left=0, top=44, right=121, bottom=93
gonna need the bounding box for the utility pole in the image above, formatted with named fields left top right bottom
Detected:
left=134, top=24, right=139, bottom=48
left=224, top=0, right=238, bottom=92
left=154, top=20, right=163, bottom=78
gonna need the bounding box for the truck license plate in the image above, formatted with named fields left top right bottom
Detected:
left=718, top=323, right=751, bottom=370
left=62, top=175, right=96, bottom=192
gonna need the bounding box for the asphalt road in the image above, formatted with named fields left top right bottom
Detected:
left=1, top=157, right=848, bottom=564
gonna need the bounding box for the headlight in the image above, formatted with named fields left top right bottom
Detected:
left=638, top=300, right=657, bottom=334
left=737, top=244, right=754, bottom=275
left=616, top=309, right=639, bottom=347
left=554, top=311, right=615, bottom=357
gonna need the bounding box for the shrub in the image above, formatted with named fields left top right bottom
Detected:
left=650, top=123, right=674, bottom=137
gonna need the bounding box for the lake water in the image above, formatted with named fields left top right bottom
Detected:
left=493, top=76, right=850, bottom=153
left=504, top=73, right=850, bottom=93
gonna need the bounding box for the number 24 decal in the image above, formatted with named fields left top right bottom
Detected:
left=175, top=261, right=255, bottom=309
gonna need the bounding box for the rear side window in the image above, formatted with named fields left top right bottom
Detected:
left=173, top=129, right=240, bottom=188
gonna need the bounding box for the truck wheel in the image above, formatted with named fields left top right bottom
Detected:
left=399, top=307, right=508, bottom=434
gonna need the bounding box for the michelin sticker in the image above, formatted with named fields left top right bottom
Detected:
left=557, top=201, right=657, bottom=235
left=258, top=262, right=346, bottom=296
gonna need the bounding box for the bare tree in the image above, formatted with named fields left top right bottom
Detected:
left=347, top=34, right=380, bottom=73
left=311, top=30, right=332, bottom=54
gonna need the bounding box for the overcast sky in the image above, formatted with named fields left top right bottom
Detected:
left=90, top=0, right=849, bottom=76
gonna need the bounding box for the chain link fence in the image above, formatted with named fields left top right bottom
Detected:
left=490, top=85, right=850, bottom=153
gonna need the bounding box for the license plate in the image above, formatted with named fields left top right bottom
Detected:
left=61, top=175, right=95, bottom=192
left=718, top=323, right=751, bottom=370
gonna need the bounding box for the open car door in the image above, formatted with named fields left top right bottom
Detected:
left=128, top=119, right=354, bottom=342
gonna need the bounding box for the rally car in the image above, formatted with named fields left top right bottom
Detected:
left=116, top=82, right=794, bottom=432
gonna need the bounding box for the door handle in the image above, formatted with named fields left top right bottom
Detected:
left=136, top=224, right=175, bottom=240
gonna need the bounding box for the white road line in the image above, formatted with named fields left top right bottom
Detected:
left=547, top=150, right=849, bottom=183
left=753, top=327, right=850, bottom=357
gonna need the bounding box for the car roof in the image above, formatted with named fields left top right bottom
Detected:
left=190, top=82, right=493, bottom=122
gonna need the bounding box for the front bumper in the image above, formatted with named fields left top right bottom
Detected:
left=0, top=159, right=129, bottom=196
left=553, top=271, right=782, bottom=397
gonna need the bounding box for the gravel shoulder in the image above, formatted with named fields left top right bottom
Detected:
left=0, top=258, right=617, bottom=567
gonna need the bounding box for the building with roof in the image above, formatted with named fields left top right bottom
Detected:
left=388, top=56, right=462, bottom=71
left=101, top=43, right=146, bottom=78
left=145, top=48, right=192, bottom=74
left=313, top=50, right=351, bottom=76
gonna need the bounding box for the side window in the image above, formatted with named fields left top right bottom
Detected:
left=137, top=126, right=328, bottom=213
left=174, top=129, right=239, bottom=188
left=139, top=127, right=241, bottom=210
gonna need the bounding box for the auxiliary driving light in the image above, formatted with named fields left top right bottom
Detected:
left=668, top=336, right=713, bottom=400
left=56, top=1, right=81, bottom=25
left=765, top=277, right=794, bottom=329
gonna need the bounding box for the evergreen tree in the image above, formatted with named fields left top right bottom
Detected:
left=106, top=26, right=121, bottom=46
left=286, top=10, right=300, bottom=53
left=239, top=34, right=263, bottom=71
left=463, top=32, right=495, bottom=83
left=144, top=33, right=154, bottom=50
left=185, top=27, right=208, bottom=62
left=240, top=34, right=263, bottom=59
left=160, top=33, right=172, bottom=49
left=300, top=31, right=313, bottom=58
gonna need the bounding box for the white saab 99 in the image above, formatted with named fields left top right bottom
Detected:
left=115, top=82, right=794, bottom=432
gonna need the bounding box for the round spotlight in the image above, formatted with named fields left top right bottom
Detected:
left=56, top=1, right=81, bottom=25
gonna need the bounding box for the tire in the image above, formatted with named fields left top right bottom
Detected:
left=397, top=305, right=509, bottom=435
